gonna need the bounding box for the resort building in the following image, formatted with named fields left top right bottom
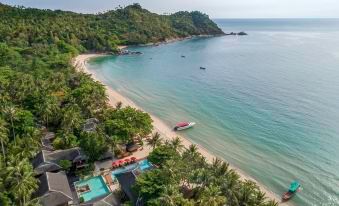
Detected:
left=35, top=171, right=73, bottom=206
left=41, top=132, right=56, bottom=151
left=115, top=171, right=140, bottom=205
left=32, top=148, right=88, bottom=176
left=82, top=118, right=100, bottom=132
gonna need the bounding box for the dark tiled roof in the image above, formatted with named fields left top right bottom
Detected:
left=35, top=172, right=73, bottom=206
left=46, top=147, right=87, bottom=163
left=32, top=148, right=88, bottom=175
left=32, top=151, right=45, bottom=168
left=41, top=132, right=55, bottom=151
left=83, top=118, right=99, bottom=132
left=115, top=172, right=138, bottom=205
left=126, top=144, right=139, bottom=152
left=93, top=193, right=120, bottom=206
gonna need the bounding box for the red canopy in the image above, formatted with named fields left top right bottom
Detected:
left=176, top=122, right=189, bottom=127
left=124, top=158, right=130, bottom=162
left=131, top=157, right=137, bottom=161
left=112, top=160, right=120, bottom=166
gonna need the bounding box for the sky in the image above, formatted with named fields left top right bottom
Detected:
left=2, top=0, right=339, bottom=18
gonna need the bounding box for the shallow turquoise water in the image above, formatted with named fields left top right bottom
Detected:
left=88, top=19, right=339, bottom=205
left=75, top=176, right=110, bottom=202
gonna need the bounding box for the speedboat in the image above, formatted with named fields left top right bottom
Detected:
left=282, top=181, right=301, bottom=202
left=174, top=122, right=195, bottom=131
left=200, top=67, right=206, bottom=70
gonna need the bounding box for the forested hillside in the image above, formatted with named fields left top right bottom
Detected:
left=0, top=3, right=223, bottom=52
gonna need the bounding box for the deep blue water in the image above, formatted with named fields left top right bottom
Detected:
left=88, top=19, right=339, bottom=205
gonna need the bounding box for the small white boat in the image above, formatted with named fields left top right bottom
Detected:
left=174, top=122, right=196, bottom=131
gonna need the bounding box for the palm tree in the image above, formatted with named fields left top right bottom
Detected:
left=235, top=180, right=258, bottom=206
left=220, top=172, right=240, bottom=206
left=9, top=136, right=40, bottom=160
left=183, top=144, right=200, bottom=161
left=0, top=118, right=8, bottom=159
left=5, top=157, right=38, bottom=206
left=211, top=158, right=230, bottom=177
left=170, top=137, right=184, bottom=152
left=147, top=132, right=162, bottom=149
left=157, top=185, right=179, bottom=206
left=38, top=95, right=59, bottom=128
left=198, top=184, right=227, bottom=206
left=61, top=104, right=83, bottom=133
left=115, top=101, right=123, bottom=110
left=255, top=191, right=267, bottom=205
left=264, top=200, right=279, bottom=206
left=2, top=105, right=17, bottom=142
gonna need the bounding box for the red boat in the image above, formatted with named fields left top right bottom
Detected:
left=174, top=122, right=195, bottom=131
left=282, top=181, right=301, bottom=202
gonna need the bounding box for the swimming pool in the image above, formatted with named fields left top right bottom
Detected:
left=75, top=176, right=110, bottom=202
left=111, top=159, right=153, bottom=177
left=139, top=159, right=152, bottom=171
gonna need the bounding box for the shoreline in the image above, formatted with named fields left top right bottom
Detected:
left=72, top=53, right=288, bottom=205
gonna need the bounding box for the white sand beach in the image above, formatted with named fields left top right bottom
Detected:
left=72, top=53, right=289, bottom=205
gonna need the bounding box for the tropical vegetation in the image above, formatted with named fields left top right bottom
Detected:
left=135, top=139, right=279, bottom=206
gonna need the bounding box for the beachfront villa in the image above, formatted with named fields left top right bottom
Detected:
left=32, top=148, right=88, bottom=176
left=32, top=137, right=153, bottom=206
left=74, top=158, right=153, bottom=205
left=34, top=171, right=74, bottom=206
left=33, top=150, right=153, bottom=205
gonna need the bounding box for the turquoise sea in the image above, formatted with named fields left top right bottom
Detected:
left=88, top=19, right=339, bottom=205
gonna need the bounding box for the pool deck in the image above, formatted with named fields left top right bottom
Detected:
left=103, top=173, right=119, bottom=192
left=94, top=144, right=152, bottom=174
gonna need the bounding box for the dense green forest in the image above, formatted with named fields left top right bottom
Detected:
left=0, top=3, right=276, bottom=206
left=0, top=3, right=223, bottom=52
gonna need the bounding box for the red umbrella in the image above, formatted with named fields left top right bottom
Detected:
left=124, top=158, right=130, bottom=162
left=131, top=157, right=137, bottom=161
left=118, top=160, right=124, bottom=165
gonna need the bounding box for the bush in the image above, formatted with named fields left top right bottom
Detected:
left=59, top=159, right=72, bottom=171
left=79, top=196, right=84, bottom=203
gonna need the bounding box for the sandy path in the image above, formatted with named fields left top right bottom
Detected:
left=72, top=53, right=290, bottom=205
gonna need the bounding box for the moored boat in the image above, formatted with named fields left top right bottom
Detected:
left=282, top=181, right=301, bottom=202
left=174, top=122, right=195, bottom=131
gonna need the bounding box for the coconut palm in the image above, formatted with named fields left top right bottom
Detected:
left=255, top=190, right=267, bottom=205
left=183, top=144, right=200, bottom=161
left=157, top=184, right=195, bottom=206
left=1, top=105, right=17, bottom=142
left=220, top=172, right=240, bottom=206
left=0, top=118, right=8, bottom=159
left=236, top=180, right=259, bottom=205
left=198, top=184, right=227, bottom=206
left=61, top=104, right=83, bottom=133
left=264, top=200, right=279, bottom=206
left=5, top=157, right=38, bottom=206
left=9, top=136, right=40, bottom=160
left=147, top=132, right=162, bottom=149
left=37, top=95, right=59, bottom=128
left=115, top=101, right=123, bottom=110
left=170, top=137, right=184, bottom=152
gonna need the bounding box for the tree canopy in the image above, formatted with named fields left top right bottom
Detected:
left=134, top=142, right=279, bottom=206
